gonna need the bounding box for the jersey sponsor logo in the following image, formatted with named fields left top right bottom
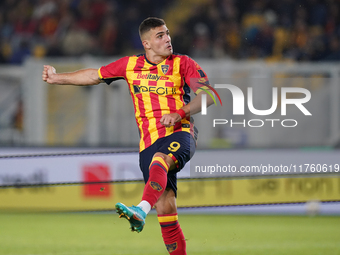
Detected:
left=137, top=73, right=169, bottom=81
left=161, top=64, right=169, bottom=75
left=166, top=242, right=178, bottom=253
left=150, top=181, right=163, bottom=191
left=133, top=85, right=176, bottom=95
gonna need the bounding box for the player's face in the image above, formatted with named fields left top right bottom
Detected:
left=144, top=25, right=173, bottom=57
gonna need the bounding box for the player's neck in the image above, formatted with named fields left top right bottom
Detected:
left=145, top=52, right=168, bottom=64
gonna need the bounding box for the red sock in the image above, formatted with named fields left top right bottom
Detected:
left=142, top=156, right=169, bottom=207
left=158, top=214, right=187, bottom=255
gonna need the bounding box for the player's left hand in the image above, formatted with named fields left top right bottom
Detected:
left=160, top=113, right=182, bottom=127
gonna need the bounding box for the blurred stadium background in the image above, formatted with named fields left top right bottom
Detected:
left=0, top=0, right=340, bottom=254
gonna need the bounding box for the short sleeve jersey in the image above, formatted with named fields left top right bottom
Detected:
left=98, top=53, right=209, bottom=152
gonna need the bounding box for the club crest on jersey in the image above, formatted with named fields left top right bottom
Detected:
left=150, top=181, right=163, bottom=191
left=166, top=242, right=178, bottom=253
left=161, top=64, right=169, bottom=75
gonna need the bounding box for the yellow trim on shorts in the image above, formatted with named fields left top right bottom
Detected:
left=168, top=153, right=179, bottom=166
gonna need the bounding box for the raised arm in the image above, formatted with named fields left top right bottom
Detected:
left=42, top=65, right=103, bottom=86
left=182, top=91, right=215, bottom=116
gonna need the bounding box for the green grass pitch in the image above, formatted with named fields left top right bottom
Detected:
left=0, top=212, right=339, bottom=255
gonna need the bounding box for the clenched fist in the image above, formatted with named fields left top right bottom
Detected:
left=160, top=112, right=182, bottom=127
left=42, top=65, right=57, bottom=84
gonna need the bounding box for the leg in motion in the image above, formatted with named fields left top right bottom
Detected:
left=116, top=152, right=172, bottom=232
left=156, top=188, right=187, bottom=255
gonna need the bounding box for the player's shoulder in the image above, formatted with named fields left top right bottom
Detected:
left=135, top=53, right=145, bottom=58
left=172, top=53, right=198, bottom=65
left=122, top=55, right=138, bottom=61
left=172, top=52, right=191, bottom=60
left=114, top=53, right=146, bottom=63
left=109, top=54, right=142, bottom=67
left=117, top=54, right=144, bottom=61
left=172, top=53, right=201, bottom=70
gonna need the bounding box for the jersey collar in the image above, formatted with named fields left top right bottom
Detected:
left=144, top=54, right=172, bottom=66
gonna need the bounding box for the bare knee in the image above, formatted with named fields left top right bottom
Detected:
left=154, top=188, right=177, bottom=215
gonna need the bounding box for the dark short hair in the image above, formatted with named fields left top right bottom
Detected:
left=139, top=17, right=166, bottom=38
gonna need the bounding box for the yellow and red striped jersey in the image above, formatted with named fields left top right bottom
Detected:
left=98, top=53, right=209, bottom=152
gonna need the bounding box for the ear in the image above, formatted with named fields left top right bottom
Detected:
left=142, top=40, right=151, bottom=50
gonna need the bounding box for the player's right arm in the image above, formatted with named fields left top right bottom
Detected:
left=42, top=65, right=103, bottom=86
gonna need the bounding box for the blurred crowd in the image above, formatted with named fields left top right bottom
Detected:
left=0, top=0, right=340, bottom=64
left=0, top=0, right=172, bottom=64
left=179, top=0, right=340, bottom=61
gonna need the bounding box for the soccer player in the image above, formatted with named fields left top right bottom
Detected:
left=42, top=17, right=214, bottom=255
